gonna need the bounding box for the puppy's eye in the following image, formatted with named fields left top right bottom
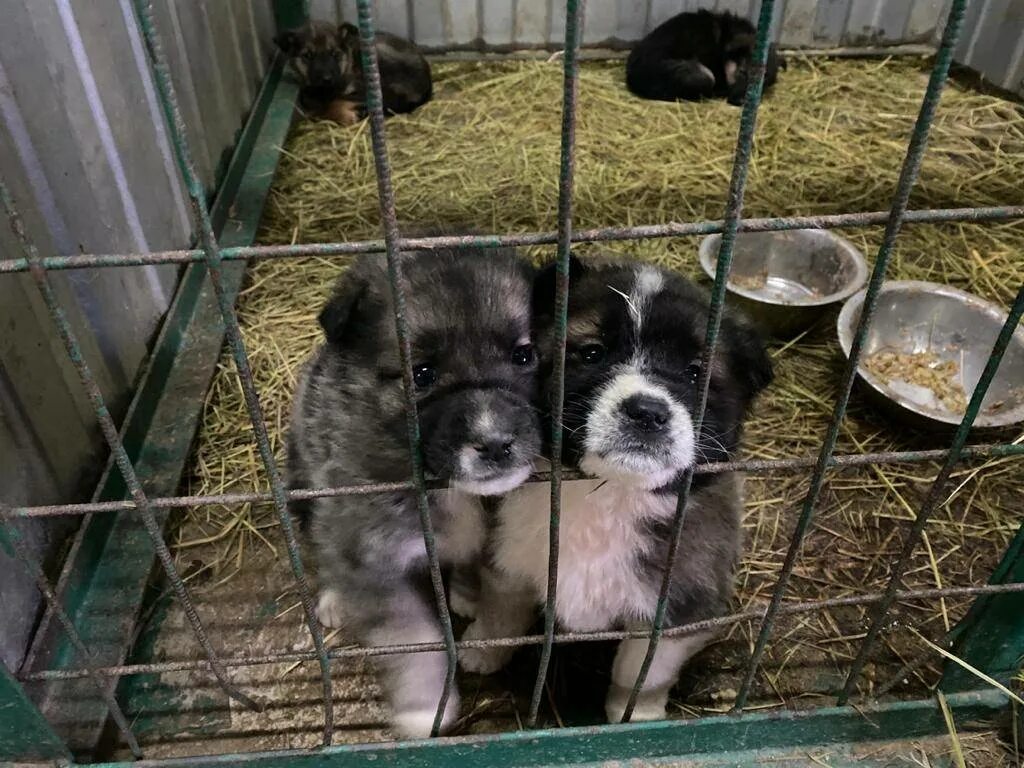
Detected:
left=412, top=364, right=437, bottom=390
left=685, top=360, right=702, bottom=384
left=302, top=51, right=314, bottom=60
left=576, top=343, right=606, bottom=365
left=511, top=343, right=534, bottom=366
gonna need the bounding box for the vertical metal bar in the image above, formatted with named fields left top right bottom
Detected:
left=0, top=510, right=139, bottom=760
left=618, top=0, right=777, bottom=723
left=525, top=0, right=585, bottom=730
left=732, top=0, right=969, bottom=713
left=131, top=0, right=335, bottom=745
left=839, top=282, right=1024, bottom=704
left=0, top=180, right=260, bottom=717
left=353, top=0, right=458, bottom=737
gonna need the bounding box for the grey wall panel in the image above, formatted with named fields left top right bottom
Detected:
left=956, top=0, right=1024, bottom=96
left=0, top=0, right=276, bottom=672
left=412, top=0, right=448, bottom=49
left=306, top=0, right=952, bottom=50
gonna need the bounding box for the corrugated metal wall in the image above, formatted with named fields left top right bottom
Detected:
left=0, top=0, right=277, bottom=674
left=956, top=0, right=1024, bottom=97
left=306, top=0, right=951, bottom=50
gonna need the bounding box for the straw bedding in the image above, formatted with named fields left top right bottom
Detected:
left=169, top=55, right=1024, bottom=729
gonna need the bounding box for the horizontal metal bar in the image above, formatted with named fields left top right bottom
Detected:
left=2, top=206, right=1022, bottom=273
left=8, top=443, right=1022, bottom=519
left=19, top=581, right=1024, bottom=682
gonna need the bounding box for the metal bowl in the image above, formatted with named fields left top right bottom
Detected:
left=699, top=229, right=868, bottom=337
left=837, top=281, right=1024, bottom=431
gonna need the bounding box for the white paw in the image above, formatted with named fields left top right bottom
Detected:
left=449, top=586, right=478, bottom=620
left=459, top=645, right=511, bottom=674
left=315, top=588, right=346, bottom=629
left=605, top=685, right=668, bottom=724
left=459, top=620, right=513, bottom=674
left=393, top=702, right=458, bottom=739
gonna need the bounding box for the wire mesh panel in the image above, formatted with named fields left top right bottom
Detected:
left=1, top=0, right=1024, bottom=763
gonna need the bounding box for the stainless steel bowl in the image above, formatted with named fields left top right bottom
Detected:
left=699, top=229, right=868, bottom=337
left=837, top=281, right=1024, bottom=431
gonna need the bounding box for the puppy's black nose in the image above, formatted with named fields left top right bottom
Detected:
left=475, top=438, right=514, bottom=463
left=621, top=395, right=669, bottom=432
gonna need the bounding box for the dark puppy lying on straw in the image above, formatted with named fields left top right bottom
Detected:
left=275, top=20, right=432, bottom=125
left=626, top=10, right=781, bottom=105
left=461, top=257, right=771, bottom=723
left=287, top=244, right=541, bottom=737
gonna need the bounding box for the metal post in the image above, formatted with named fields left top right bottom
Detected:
left=619, top=0, right=777, bottom=723
left=352, top=0, right=459, bottom=737
left=131, top=0, right=334, bottom=745
left=732, top=0, right=969, bottom=712
left=526, top=0, right=586, bottom=729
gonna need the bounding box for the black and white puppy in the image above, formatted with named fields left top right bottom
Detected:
left=288, top=246, right=541, bottom=737
left=275, top=21, right=432, bottom=125
left=460, top=257, right=771, bottom=723
left=626, top=10, right=781, bottom=105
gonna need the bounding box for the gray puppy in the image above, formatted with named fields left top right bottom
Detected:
left=288, top=246, right=542, bottom=737
left=461, top=257, right=771, bottom=723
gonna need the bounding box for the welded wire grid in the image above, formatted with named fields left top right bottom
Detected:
left=1, top=0, right=1023, bottom=759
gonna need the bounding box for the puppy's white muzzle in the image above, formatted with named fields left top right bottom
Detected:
left=580, top=371, right=695, bottom=489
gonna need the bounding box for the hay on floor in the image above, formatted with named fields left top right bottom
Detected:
left=156, top=55, right=1024, bottom=744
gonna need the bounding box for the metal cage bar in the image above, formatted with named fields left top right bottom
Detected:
left=0, top=181, right=261, bottom=723
left=526, top=0, right=585, bottom=728
left=3, top=205, right=1024, bottom=273
left=732, top=0, right=970, bottom=713
left=839, top=281, right=1024, bottom=703
left=131, top=0, right=335, bottom=745
left=619, top=0, right=777, bottom=723
left=9, top=442, right=1024, bottom=519
left=17, top=582, right=1024, bottom=683
left=352, top=0, right=460, bottom=737
left=0, top=502, right=142, bottom=759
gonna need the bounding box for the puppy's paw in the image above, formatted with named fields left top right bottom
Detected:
left=448, top=584, right=478, bottom=620
left=315, top=588, right=346, bottom=629
left=393, top=700, right=458, bottom=739
left=459, top=645, right=511, bottom=675
left=458, top=620, right=512, bottom=674
left=604, top=684, right=668, bottom=724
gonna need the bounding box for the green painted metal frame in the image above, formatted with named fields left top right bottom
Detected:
left=14, top=56, right=299, bottom=757
left=0, top=657, right=70, bottom=762
left=3, top=0, right=1023, bottom=763
left=66, top=690, right=1005, bottom=768
left=943, top=522, right=1024, bottom=691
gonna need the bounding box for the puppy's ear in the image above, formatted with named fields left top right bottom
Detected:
left=318, top=272, right=369, bottom=345
left=723, top=314, right=773, bottom=401
left=338, top=22, right=359, bottom=46
left=274, top=29, right=304, bottom=56
left=532, top=254, right=585, bottom=317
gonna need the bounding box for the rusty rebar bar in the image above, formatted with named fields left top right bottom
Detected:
left=3, top=206, right=1022, bottom=273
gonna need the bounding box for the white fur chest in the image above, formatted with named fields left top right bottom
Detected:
left=494, top=478, right=676, bottom=632
left=433, top=489, right=486, bottom=565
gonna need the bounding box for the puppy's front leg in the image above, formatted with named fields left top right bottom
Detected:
left=459, top=566, right=537, bottom=674
left=369, top=578, right=460, bottom=739
left=605, top=628, right=714, bottom=723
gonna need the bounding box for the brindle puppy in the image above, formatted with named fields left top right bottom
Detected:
left=275, top=21, right=432, bottom=125
left=288, top=245, right=541, bottom=737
